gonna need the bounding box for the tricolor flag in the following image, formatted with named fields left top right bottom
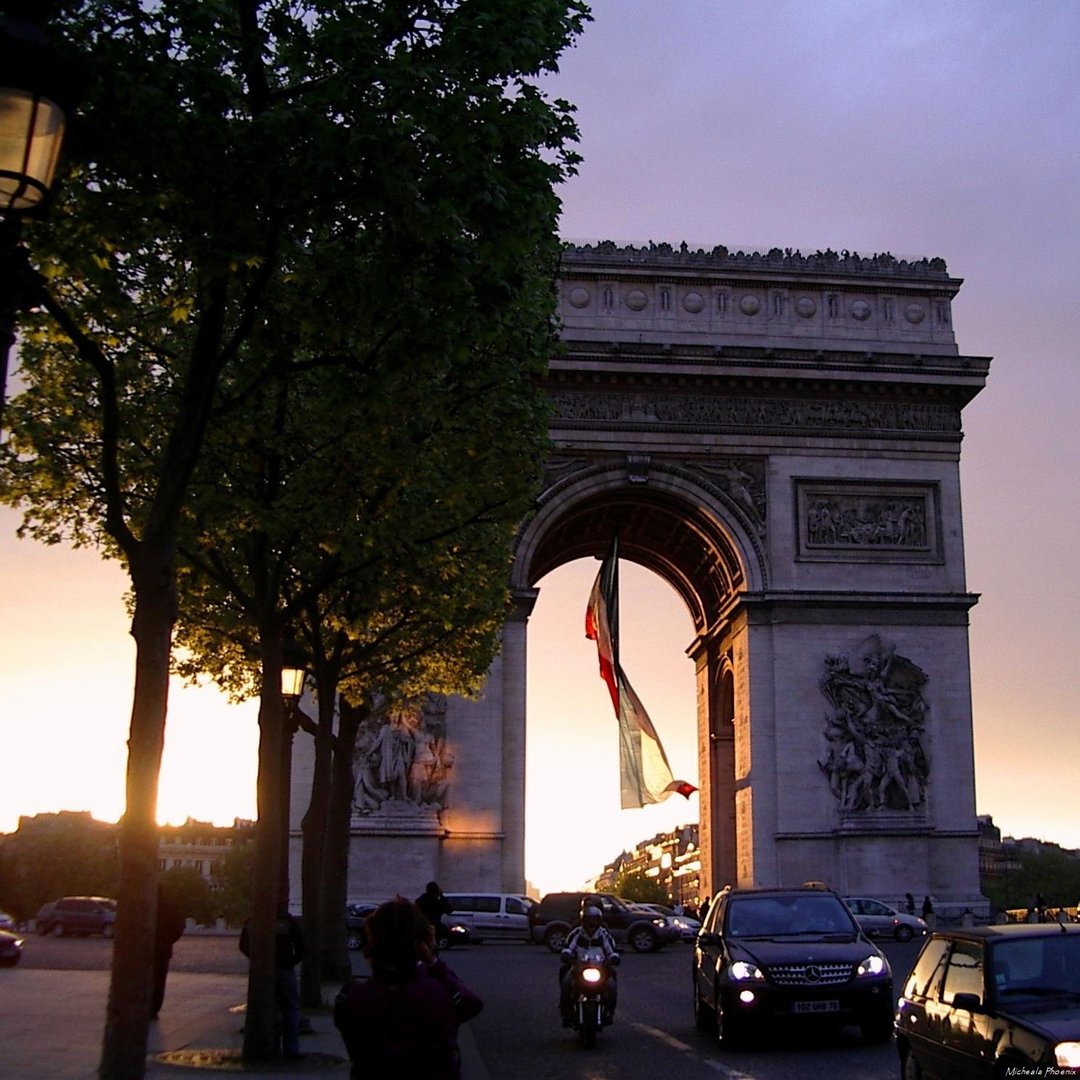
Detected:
left=585, top=537, right=697, bottom=808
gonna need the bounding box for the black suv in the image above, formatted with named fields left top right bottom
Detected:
left=38, top=896, right=117, bottom=938
left=692, top=885, right=893, bottom=1046
left=896, top=923, right=1080, bottom=1079
left=529, top=891, right=671, bottom=953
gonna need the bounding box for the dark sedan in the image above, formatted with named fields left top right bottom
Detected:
left=896, top=922, right=1080, bottom=1078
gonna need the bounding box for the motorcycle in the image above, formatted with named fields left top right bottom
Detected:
left=569, top=945, right=616, bottom=1048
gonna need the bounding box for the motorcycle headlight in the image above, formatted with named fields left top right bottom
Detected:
left=581, top=966, right=603, bottom=985
left=857, top=954, right=887, bottom=977
left=1056, top=1041, right=1080, bottom=1069
left=730, top=960, right=765, bottom=981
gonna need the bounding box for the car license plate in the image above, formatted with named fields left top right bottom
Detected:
left=793, top=1000, right=840, bottom=1014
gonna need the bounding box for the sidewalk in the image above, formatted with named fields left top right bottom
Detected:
left=3, top=968, right=487, bottom=1079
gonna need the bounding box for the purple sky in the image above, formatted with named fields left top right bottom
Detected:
left=522, top=0, right=1080, bottom=890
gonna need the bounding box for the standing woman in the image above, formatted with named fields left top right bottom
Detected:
left=334, top=897, right=482, bottom=1079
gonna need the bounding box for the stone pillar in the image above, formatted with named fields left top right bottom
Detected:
left=499, top=589, right=537, bottom=892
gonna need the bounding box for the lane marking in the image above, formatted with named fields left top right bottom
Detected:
left=631, top=1022, right=758, bottom=1079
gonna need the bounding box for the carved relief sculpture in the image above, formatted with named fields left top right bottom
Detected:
left=817, top=636, right=930, bottom=813
left=352, top=696, right=453, bottom=816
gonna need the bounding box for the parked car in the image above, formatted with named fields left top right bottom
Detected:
left=346, top=899, right=471, bottom=951
left=0, top=910, right=16, bottom=931
left=37, top=896, right=117, bottom=938
left=441, top=893, right=536, bottom=944
left=844, top=896, right=927, bottom=942
left=692, top=884, right=894, bottom=1047
left=0, top=928, right=24, bottom=966
left=633, top=902, right=701, bottom=941
left=35, top=901, right=55, bottom=934
left=895, top=922, right=1080, bottom=1079
left=528, top=891, right=673, bottom=953
left=345, top=901, right=379, bottom=950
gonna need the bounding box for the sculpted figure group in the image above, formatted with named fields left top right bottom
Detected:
left=353, top=698, right=454, bottom=815
left=817, top=636, right=931, bottom=813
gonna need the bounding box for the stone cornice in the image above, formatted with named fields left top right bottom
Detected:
left=562, top=241, right=959, bottom=286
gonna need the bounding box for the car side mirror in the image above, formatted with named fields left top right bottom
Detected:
left=951, top=992, right=984, bottom=1013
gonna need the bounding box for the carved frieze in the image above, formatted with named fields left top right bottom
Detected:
left=796, top=480, right=941, bottom=563
left=550, top=389, right=960, bottom=437
left=817, top=635, right=930, bottom=814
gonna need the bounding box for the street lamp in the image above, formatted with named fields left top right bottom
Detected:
left=0, top=7, right=76, bottom=428
left=280, top=638, right=308, bottom=703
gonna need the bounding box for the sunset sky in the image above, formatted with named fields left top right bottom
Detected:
left=2, top=1, right=1078, bottom=898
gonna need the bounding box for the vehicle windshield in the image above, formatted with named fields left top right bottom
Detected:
left=726, top=894, right=856, bottom=937
left=992, top=935, right=1080, bottom=1000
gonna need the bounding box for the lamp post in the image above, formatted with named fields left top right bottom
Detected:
left=279, top=636, right=308, bottom=908
left=0, top=6, right=75, bottom=431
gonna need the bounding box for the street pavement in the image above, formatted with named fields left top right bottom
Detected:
left=2, top=938, right=489, bottom=1079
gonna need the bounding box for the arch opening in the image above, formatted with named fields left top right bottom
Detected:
left=523, top=559, right=699, bottom=895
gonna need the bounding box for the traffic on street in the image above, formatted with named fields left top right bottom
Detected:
left=13, top=930, right=922, bottom=1079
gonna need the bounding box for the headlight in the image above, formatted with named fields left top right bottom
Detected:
left=857, top=954, right=887, bottom=977
left=1056, top=1042, right=1080, bottom=1069
left=730, top=960, right=765, bottom=981
left=581, top=966, right=603, bottom=985
left=652, top=918, right=667, bottom=927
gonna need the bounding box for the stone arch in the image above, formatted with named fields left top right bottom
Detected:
left=511, top=459, right=767, bottom=634
left=298, top=243, right=990, bottom=919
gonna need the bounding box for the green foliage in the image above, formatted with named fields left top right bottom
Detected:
left=614, top=871, right=669, bottom=906
left=983, top=846, right=1080, bottom=915
left=210, top=839, right=255, bottom=928
left=159, top=866, right=213, bottom=925
left=0, top=815, right=119, bottom=921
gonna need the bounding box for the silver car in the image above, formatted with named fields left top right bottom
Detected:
left=843, top=896, right=927, bottom=942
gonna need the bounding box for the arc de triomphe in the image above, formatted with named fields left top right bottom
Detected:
left=291, top=243, right=990, bottom=913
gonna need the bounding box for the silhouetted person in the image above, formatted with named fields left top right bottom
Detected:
left=334, top=897, right=482, bottom=1079
left=905, top=892, right=916, bottom=915
left=240, top=908, right=305, bottom=1058
left=922, top=895, right=934, bottom=918
left=150, top=886, right=185, bottom=1018
left=415, top=881, right=453, bottom=948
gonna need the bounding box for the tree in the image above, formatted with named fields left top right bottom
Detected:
left=0, top=813, right=119, bottom=921
left=158, top=866, right=212, bottom=925
left=210, top=839, right=255, bottom=928
left=1, top=2, right=586, bottom=1073
left=614, top=870, right=669, bottom=906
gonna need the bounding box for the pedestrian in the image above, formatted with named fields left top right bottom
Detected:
left=922, top=895, right=934, bottom=919
left=334, top=897, right=482, bottom=1079
left=905, top=892, right=915, bottom=915
left=416, top=880, right=453, bottom=949
left=150, top=884, right=185, bottom=1019
left=239, top=907, right=305, bottom=1059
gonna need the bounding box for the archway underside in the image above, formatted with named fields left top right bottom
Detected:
left=525, top=487, right=746, bottom=636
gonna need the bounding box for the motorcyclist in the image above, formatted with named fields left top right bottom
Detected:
left=558, top=904, right=620, bottom=1026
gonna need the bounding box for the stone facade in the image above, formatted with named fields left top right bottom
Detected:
left=290, top=243, right=990, bottom=913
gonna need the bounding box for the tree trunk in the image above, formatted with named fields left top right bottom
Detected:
left=320, top=698, right=365, bottom=982
left=298, top=686, right=335, bottom=1007
left=98, top=547, right=175, bottom=1080
left=242, top=633, right=286, bottom=1062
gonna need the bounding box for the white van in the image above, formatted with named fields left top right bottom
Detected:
left=442, top=893, right=536, bottom=943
